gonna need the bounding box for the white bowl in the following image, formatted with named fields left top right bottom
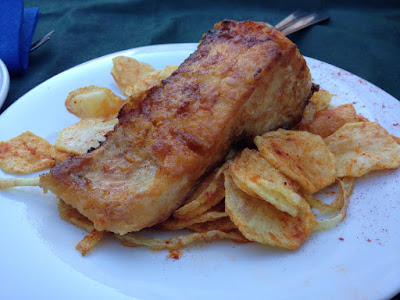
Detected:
left=0, top=59, right=10, bottom=110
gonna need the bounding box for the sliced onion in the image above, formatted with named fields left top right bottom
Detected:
left=0, top=177, right=40, bottom=190
left=76, top=230, right=106, bottom=256
left=314, top=177, right=354, bottom=231
left=116, top=229, right=248, bottom=251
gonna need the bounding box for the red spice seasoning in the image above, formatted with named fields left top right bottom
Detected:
left=168, top=250, right=183, bottom=260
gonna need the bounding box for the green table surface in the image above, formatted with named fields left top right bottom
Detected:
left=1, top=0, right=399, bottom=115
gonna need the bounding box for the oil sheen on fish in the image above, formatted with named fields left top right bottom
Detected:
left=40, top=20, right=312, bottom=234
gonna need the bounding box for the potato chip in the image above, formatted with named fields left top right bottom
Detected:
left=296, top=90, right=333, bottom=130
left=309, top=89, right=333, bottom=111
left=324, top=122, right=400, bottom=177
left=65, top=85, right=124, bottom=118
left=357, top=114, right=369, bottom=122
left=255, top=129, right=336, bottom=193
left=305, top=104, right=358, bottom=138
left=391, top=134, right=400, bottom=145
left=58, top=199, right=94, bottom=233
left=111, top=56, right=158, bottom=97
left=55, top=118, right=118, bottom=155
left=116, top=229, right=248, bottom=251
left=157, top=65, right=178, bottom=80
left=76, top=229, right=106, bottom=256
left=229, top=148, right=303, bottom=217
left=111, top=56, right=178, bottom=99
left=0, top=131, right=68, bottom=174
left=173, top=167, right=225, bottom=219
left=224, top=173, right=316, bottom=249
left=296, top=101, right=317, bottom=129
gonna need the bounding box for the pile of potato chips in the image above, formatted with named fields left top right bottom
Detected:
left=1, top=56, right=400, bottom=255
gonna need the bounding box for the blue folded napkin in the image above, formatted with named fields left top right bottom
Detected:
left=0, top=0, right=39, bottom=75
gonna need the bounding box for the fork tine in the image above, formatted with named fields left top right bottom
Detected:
left=280, top=13, right=329, bottom=36
left=274, top=10, right=309, bottom=31
left=30, top=30, right=55, bottom=53
left=274, top=11, right=329, bottom=36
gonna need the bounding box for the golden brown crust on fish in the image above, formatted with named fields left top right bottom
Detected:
left=40, top=20, right=312, bottom=234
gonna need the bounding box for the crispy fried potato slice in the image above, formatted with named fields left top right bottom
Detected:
left=111, top=56, right=157, bottom=97
left=305, top=104, right=358, bottom=138
left=111, top=56, right=158, bottom=96
left=65, top=86, right=124, bottom=118
left=392, top=135, right=400, bottom=145
left=324, top=122, right=400, bottom=177
left=0, top=131, right=69, bottom=174
left=229, top=148, right=303, bottom=217
left=173, top=167, right=225, bottom=219
left=224, top=173, right=317, bottom=250
left=255, top=129, right=336, bottom=194
left=157, top=64, right=179, bottom=80
left=58, top=199, right=94, bottom=233
left=55, top=118, right=118, bottom=155
left=296, top=90, right=333, bottom=130
left=309, top=89, right=333, bottom=111
left=111, top=56, right=178, bottom=98
left=76, top=229, right=106, bottom=256
left=187, top=217, right=237, bottom=233
left=356, top=113, right=369, bottom=122
left=297, top=101, right=317, bottom=129
left=116, top=230, right=248, bottom=251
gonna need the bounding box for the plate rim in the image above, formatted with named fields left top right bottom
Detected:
left=0, top=58, right=10, bottom=110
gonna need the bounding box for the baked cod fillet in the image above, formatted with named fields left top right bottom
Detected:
left=40, top=20, right=312, bottom=234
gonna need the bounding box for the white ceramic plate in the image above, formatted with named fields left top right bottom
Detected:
left=0, top=44, right=399, bottom=300
left=0, top=59, right=10, bottom=110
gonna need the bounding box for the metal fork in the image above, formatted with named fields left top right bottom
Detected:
left=268, top=11, right=329, bottom=36
left=29, top=30, right=55, bottom=52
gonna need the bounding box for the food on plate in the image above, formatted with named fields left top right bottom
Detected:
left=55, top=117, right=118, bottom=155
left=158, top=209, right=227, bottom=231
left=65, top=85, right=124, bottom=118
left=295, top=89, right=333, bottom=128
left=0, top=177, right=40, bottom=190
left=58, top=199, right=95, bottom=232
left=75, top=229, right=106, bottom=256
left=311, top=177, right=353, bottom=231
left=111, top=55, right=178, bottom=98
left=301, top=103, right=358, bottom=138
left=39, top=20, right=313, bottom=235
left=224, top=172, right=316, bottom=249
left=324, top=122, right=400, bottom=177
left=116, top=229, right=248, bottom=251
left=186, top=217, right=236, bottom=233
left=254, top=129, right=336, bottom=193
left=1, top=19, right=400, bottom=255
left=0, top=131, right=70, bottom=174
left=172, top=166, right=226, bottom=219
left=229, top=148, right=304, bottom=217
